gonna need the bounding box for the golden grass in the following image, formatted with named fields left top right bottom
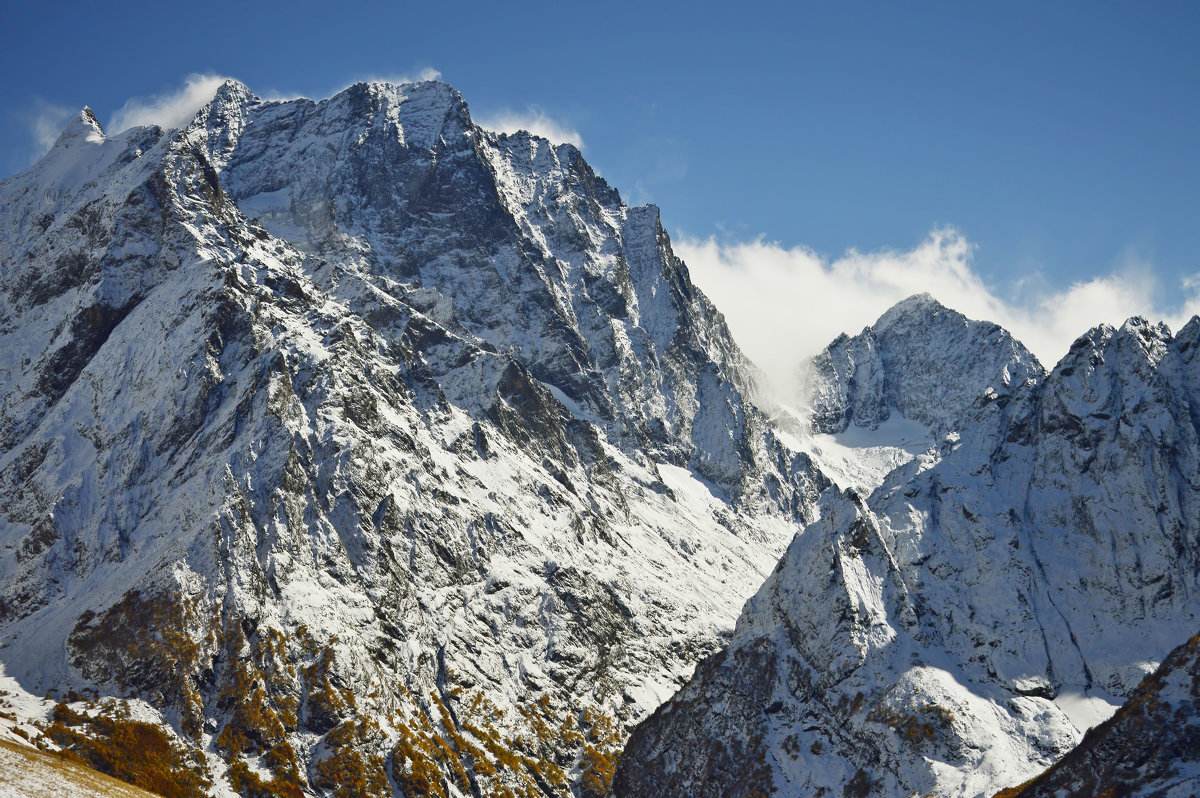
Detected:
left=0, top=737, right=163, bottom=798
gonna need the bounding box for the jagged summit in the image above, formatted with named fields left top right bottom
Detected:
left=872, top=290, right=942, bottom=325
left=51, top=106, right=106, bottom=148
left=10, top=73, right=1199, bottom=798
left=615, top=303, right=1200, bottom=798
left=804, top=292, right=1043, bottom=435
left=207, top=77, right=258, bottom=108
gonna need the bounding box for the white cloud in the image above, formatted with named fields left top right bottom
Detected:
left=475, top=108, right=584, bottom=149
left=25, top=99, right=75, bottom=160
left=108, top=73, right=235, bottom=133
left=353, top=67, right=443, bottom=86
left=676, top=229, right=1200, bottom=397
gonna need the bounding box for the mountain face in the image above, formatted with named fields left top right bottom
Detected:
left=8, top=78, right=1198, bottom=798
left=805, top=293, right=1043, bottom=436
left=797, top=295, right=1045, bottom=497
left=0, top=80, right=825, bottom=797
left=613, top=313, right=1200, bottom=797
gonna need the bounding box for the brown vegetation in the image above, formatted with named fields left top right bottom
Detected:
left=67, top=590, right=209, bottom=738
left=868, top=701, right=956, bottom=749
left=42, top=701, right=209, bottom=798
left=214, top=622, right=305, bottom=797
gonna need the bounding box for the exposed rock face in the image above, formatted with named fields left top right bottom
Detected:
left=613, top=313, right=1200, bottom=798
left=999, top=630, right=1200, bottom=798
left=0, top=80, right=825, bottom=796
left=805, top=293, right=1043, bottom=435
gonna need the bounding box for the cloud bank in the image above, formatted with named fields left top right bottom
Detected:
left=475, top=108, right=584, bottom=149
left=108, top=73, right=235, bottom=133
left=677, top=230, right=1200, bottom=396
left=24, top=99, right=75, bottom=161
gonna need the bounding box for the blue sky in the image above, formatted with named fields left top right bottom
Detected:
left=3, top=1, right=1197, bottom=375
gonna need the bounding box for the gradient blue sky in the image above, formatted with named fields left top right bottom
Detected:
left=2, top=1, right=1197, bottom=368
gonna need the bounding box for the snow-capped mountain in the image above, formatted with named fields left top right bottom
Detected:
left=7, top=75, right=1198, bottom=798
left=796, top=294, right=1044, bottom=496
left=613, top=310, right=1200, bottom=797
left=0, top=79, right=825, bottom=797
left=805, top=293, right=1043, bottom=436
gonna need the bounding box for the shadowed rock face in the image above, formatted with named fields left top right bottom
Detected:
left=998, top=629, right=1200, bottom=798
left=614, top=313, right=1200, bottom=798
left=805, top=293, right=1043, bottom=435
left=0, top=81, right=826, bottom=796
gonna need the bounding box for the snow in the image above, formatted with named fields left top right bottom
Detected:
left=12, top=74, right=1190, bottom=798
left=1053, top=688, right=1121, bottom=732
left=0, top=665, right=54, bottom=749
left=802, top=414, right=934, bottom=494
left=0, top=75, right=828, bottom=798
left=616, top=297, right=1200, bottom=798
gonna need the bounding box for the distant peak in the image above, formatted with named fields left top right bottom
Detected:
left=900, top=291, right=939, bottom=306
left=188, top=79, right=259, bottom=137
left=1117, top=316, right=1172, bottom=361
left=629, top=203, right=661, bottom=221
left=209, top=78, right=258, bottom=108
left=53, top=107, right=106, bottom=149
left=1120, top=315, right=1153, bottom=332
left=343, top=78, right=459, bottom=100
left=890, top=292, right=945, bottom=313
left=80, top=106, right=102, bottom=130
left=874, top=292, right=955, bottom=331
left=359, top=75, right=448, bottom=90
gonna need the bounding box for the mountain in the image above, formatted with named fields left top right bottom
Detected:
left=804, top=293, right=1043, bottom=436
left=796, top=294, right=1043, bottom=496
left=0, top=737, right=165, bottom=798
left=0, top=80, right=826, bottom=797
left=613, top=311, right=1200, bottom=797
left=996, top=629, right=1200, bottom=798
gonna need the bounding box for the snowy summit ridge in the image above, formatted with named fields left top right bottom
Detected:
left=3, top=74, right=1199, bottom=798
left=805, top=292, right=1044, bottom=436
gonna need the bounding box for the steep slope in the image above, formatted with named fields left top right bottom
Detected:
left=613, top=313, right=1200, bottom=798
left=0, top=739, right=166, bottom=798
left=996, top=629, right=1200, bottom=798
left=0, top=81, right=825, bottom=797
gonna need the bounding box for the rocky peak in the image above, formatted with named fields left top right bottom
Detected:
left=211, top=77, right=257, bottom=109
left=805, top=293, right=1043, bottom=435
left=51, top=107, right=106, bottom=149
left=189, top=81, right=793, bottom=501
left=871, top=290, right=944, bottom=331
left=0, top=76, right=825, bottom=798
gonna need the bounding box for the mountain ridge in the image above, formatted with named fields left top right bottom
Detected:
left=0, top=77, right=824, bottom=797
left=4, top=74, right=1198, bottom=798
